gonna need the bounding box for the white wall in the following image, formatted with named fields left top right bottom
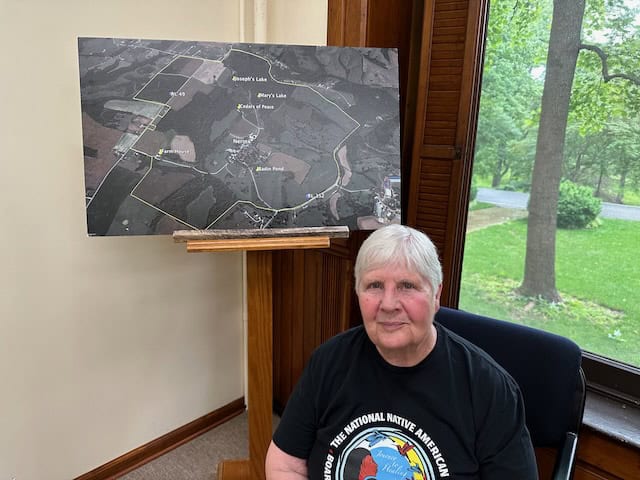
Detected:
left=266, top=0, right=329, bottom=45
left=0, top=1, right=327, bottom=479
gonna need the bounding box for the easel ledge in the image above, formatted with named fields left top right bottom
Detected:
left=173, top=226, right=350, bottom=252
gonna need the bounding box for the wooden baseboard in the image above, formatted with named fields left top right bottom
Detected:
left=75, top=397, right=246, bottom=480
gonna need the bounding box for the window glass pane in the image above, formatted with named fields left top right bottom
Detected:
left=461, top=0, right=640, bottom=369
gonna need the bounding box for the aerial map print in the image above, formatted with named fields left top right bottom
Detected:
left=78, top=37, right=401, bottom=235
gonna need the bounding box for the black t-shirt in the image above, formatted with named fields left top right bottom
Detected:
left=272, top=323, right=538, bottom=480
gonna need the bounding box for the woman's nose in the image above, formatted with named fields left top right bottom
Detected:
left=380, top=288, right=399, bottom=309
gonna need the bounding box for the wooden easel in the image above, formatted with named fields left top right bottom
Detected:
left=173, top=226, right=350, bottom=480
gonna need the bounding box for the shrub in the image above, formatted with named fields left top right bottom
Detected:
left=557, top=181, right=602, bottom=229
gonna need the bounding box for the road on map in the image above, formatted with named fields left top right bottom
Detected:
left=477, top=187, right=640, bottom=221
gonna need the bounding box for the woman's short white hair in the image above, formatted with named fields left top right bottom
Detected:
left=354, top=224, right=443, bottom=294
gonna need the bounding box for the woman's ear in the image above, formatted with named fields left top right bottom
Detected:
left=434, top=283, right=443, bottom=311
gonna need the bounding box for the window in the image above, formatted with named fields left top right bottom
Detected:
left=461, top=0, right=640, bottom=399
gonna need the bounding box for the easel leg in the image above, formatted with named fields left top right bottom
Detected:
left=218, top=250, right=273, bottom=480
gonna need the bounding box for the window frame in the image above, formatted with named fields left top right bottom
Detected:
left=582, top=353, right=640, bottom=403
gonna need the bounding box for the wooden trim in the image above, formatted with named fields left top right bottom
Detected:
left=406, top=0, right=435, bottom=226
left=355, top=0, right=370, bottom=45
left=582, top=352, right=640, bottom=403
left=536, top=425, right=640, bottom=480
left=185, top=236, right=331, bottom=253
left=173, top=227, right=350, bottom=253
left=455, top=0, right=485, bottom=149
left=327, top=0, right=347, bottom=45
left=441, top=0, right=489, bottom=306
left=74, top=397, right=246, bottom=480
left=246, top=250, right=273, bottom=480
left=327, top=0, right=369, bottom=47
left=173, top=226, right=350, bottom=241
left=574, top=425, right=640, bottom=480
left=401, top=0, right=427, bottom=218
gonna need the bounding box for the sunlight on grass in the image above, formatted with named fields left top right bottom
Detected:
left=460, top=218, right=640, bottom=367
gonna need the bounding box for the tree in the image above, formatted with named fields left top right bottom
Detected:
left=519, top=0, right=640, bottom=301
left=519, top=0, right=586, bottom=301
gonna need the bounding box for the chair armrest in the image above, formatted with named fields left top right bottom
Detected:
left=551, top=432, right=578, bottom=480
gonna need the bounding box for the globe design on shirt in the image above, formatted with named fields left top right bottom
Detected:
left=334, top=427, right=436, bottom=480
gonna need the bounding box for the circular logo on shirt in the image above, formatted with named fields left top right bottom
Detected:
left=333, top=426, right=436, bottom=480
left=324, top=412, right=450, bottom=479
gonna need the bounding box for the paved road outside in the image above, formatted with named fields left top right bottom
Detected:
left=477, top=188, right=640, bottom=221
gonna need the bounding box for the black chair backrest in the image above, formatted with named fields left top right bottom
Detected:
left=435, top=307, right=585, bottom=448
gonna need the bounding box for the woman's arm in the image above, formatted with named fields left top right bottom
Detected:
left=265, top=440, right=309, bottom=480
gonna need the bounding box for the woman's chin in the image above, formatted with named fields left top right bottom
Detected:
left=375, top=329, right=412, bottom=352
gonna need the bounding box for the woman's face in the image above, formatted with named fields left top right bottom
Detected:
left=357, top=262, right=442, bottom=367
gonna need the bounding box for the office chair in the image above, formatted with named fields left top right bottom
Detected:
left=435, top=307, right=586, bottom=480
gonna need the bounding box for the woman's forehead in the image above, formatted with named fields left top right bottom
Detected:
left=362, top=260, right=422, bottom=277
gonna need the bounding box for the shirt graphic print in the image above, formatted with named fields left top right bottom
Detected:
left=323, top=412, right=450, bottom=479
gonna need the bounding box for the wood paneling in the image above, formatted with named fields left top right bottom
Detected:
left=273, top=247, right=356, bottom=412
left=575, top=427, right=640, bottom=479
left=536, top=427, right=640, bottom=480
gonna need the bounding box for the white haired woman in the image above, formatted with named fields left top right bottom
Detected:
left=266, top=224, right=537, bottom=480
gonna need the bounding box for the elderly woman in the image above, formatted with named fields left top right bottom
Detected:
left=266, top=224, right=537, bottom=480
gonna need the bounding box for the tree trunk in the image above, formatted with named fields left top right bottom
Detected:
left=491, top=158, right=502, bottom=188
left=572, top=152, right=583, bottom=181
left=491, top=160, right=503, bottom=187
left=617, top=164, right=628, bottom=203
left=596, top=162, right=605, bottom=197
left=492, top=143, right=507, bottom=188
left=519, top=0, right=586, bottom=302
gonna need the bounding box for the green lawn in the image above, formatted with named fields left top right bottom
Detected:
left=469, top=200, right=495, bottom=211
left=459, top=218, right=640, bottom=367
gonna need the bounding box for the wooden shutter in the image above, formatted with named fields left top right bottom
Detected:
left=406, top=0, right=488, bottom=305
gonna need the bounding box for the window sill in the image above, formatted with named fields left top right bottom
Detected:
left=583, top=390, right=640, bottom=449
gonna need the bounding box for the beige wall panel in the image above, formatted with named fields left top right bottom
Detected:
left=0, top=1, right=245, bottom=479
left=266, top=0, right=329, bottom=45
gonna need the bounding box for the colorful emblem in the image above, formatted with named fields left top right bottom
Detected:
left=333, top=427, right=436, bottom=480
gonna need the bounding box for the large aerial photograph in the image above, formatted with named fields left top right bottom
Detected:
left=79, top=37, right=401, bottom=235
